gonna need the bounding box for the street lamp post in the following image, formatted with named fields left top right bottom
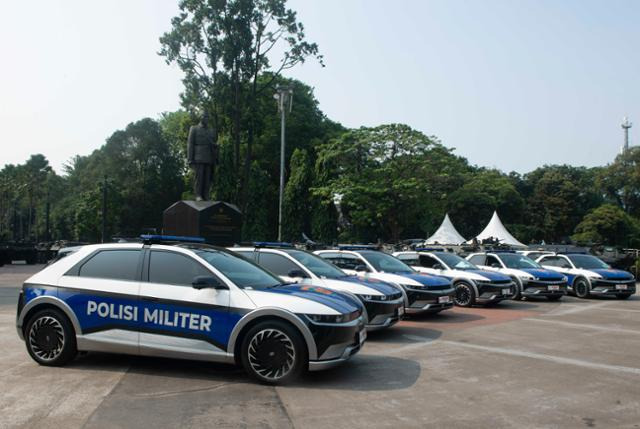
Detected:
left=274, top=85, right=293, bottom=242
left=101, top=175, right=107, bottom=243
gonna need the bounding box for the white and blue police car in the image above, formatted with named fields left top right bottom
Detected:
left=231, top=244, right=405, bottom=331
left=15, top=236, right=367, bottom=384
left=466, top=251, right=567, bottom=301
left=392, top=250, right=514, bottom=307
left=536, top=253, right=636, bottom=299
left=314, top=248, right=455, bottom=314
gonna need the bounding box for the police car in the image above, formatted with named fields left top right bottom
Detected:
left=466, top=251, right=567, bottom=301
left=392, top=250, right=514, bottom=307
left=536, top=253, right=636, bottom=299
left=15, top=236, right=367, bottom=384
left=231, top=244, right=405, bottom=331
left=314, top=248, right=455, bottom=314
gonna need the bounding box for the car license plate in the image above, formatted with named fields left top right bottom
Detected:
left=548, top=285, right=560, bottom=291
left=359, top=329, right=367, bottom=344
left=617, top=284, right=628, bottom=290
left=397, top=306, right=405, bottom=316
left=439, top=296, right=450, bottom=304
left=502, top=288, right=511, bottom=295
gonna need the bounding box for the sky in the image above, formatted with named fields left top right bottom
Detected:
left=1, top=0, right=639, bottom=174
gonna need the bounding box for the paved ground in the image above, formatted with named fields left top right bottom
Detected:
left=1, top=264, right=639, bottom=428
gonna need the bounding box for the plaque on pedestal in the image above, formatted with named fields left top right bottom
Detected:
left=163, top=200, right=242, bottom=246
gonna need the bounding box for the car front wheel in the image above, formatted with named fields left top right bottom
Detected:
left=240, top=320, right=307, bottom=385
left=25, top=308, right=77, bottom=366
left=454, top=282, right=476, bottom=307
left=574, top=278, right=591, bottom=299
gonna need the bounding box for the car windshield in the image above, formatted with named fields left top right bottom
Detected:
left=287, top=250, right=347, bottom=279
left=499, top=253, right=541, bottom=269
left=195, top=249, right=283, bottom=289
left=437, top=252, right=477, bottom=270
left=567, top=254, right=610, bottom=269
left=360, top=251, right=414, bottom=274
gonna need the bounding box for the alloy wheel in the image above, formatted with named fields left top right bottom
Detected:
left=28, top=316, right=65, bottom=361
left=247, top=329, right=296, bottom=381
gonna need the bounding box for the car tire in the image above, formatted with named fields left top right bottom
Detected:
left=546, top=295, right=562, bottom=301
left=454, top=282, right=476, bottom=307
left=574, top=278, right=591, bottom=299
left=240, top=320, right=307, bottom=385
left=25, top=308, right=77, bottom=366
left=510, top=278, right=523, bottom=300
left=616, top=293, right=632, bottom=300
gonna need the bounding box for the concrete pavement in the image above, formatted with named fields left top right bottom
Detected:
left=1, top=264, right=639, bottom=428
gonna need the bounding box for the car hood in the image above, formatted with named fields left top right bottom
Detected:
left=334, top=276, right=401, bottom=296
left=518, top=268, right=566, bottom=280
left=467, top=270, right=511, bottom=281
left=386, top=272, right=451, bottom=287
left=587, top=268, right=634, bottom=281
left=244, top=284, right=362, bottom=315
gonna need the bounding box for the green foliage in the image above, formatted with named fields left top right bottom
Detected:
left=282, top=148, right=313, bottom=241
left=242, top=161, right=272, bottom=240
left=572, top=204, right=640, bottom=247
left=597, top=147, right=640, bottom=217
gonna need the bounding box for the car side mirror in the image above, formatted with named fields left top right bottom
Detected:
left=433, top=263, right=443, bottom=270
left=192, top=276, right=228, bottom=290
left=490, top=262, right=501, bottom=268
left=287, top=269, right=308, bottom=278
left=354, top=264, right=368, bottom=272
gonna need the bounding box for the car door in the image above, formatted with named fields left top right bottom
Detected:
left=483, top=255, right=503, bottom=272
left=57, top=247, right=144, bottom=354
left=138, top=248, right=231, bottom=358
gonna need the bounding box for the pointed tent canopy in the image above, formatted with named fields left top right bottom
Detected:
left=469, top=211, right=526, bottom=247
left=425, top=214, right=467, bottom=245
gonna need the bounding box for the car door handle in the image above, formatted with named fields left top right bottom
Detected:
left=141, top=296, right=160, bottom=302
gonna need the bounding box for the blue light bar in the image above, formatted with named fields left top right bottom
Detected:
left=253, top=241, right=294, bottom=248
left=415, top=247, right=444, bottom=252
left=141, top=234, right=205, bottom=243
left=338, top=245, right=379, bottom=251
left=488, top=250, right=516, bottom=253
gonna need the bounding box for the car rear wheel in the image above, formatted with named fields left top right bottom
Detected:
left=546, top=295, right=563, bottom=301
left=574, top=278, right=591, bottom=299
left=240, top=320, right=306, bottom=385
left=25, top=308, right=77, bottom=366
left=510, top=278, right=523, bottom=300
left=454, top=282, right=476, bottom=307
left=616, top=293, right=632, bottom=300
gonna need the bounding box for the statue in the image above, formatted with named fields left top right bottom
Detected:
left=187, top=111, right=218, bottom=201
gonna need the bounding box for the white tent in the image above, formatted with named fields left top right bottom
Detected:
left=468, top=211, right=526, bottom=247
left=425, top=214, right=467, bottom=245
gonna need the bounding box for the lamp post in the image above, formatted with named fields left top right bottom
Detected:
left=274, top=85, right=293, bottom=242
left=622, top=117, right=632, bottom=153
left=101, top=175, right=107, bottom=243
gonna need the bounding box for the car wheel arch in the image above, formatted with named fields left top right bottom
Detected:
left=227, top=308, right=317, bottom=363
left=453, top=278, right=479, bottom=296
left=18, top=296, right=81, bottom=339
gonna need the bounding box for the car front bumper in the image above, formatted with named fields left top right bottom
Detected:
left=306, top=315, right=366, bottom=371
left=363, top=298, right=404, bottom=330
left=404, top=287, right=455, bottom=313
left=477, top=283, right=514, bottom=303
left=522, top=280, right=568, bottom=297
left=588, top=279, right=636, bottom=295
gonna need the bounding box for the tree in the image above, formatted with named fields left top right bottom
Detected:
left=597, top=147, right=640, bottom=217
left=314, top=124, right=469, bottom=242
left=282, top=148, right=312, bottom=241
left=573, top=204, right=640, bottom=247
left=159, top=0, right=323, bottom=208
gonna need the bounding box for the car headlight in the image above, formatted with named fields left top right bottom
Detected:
left=517, top=275, right=534, bottom=281
left=561, top=276, right=568, bottom=282
left=358, top=294, right=388, bottom=302
left=401, top=283, right=426, bottom=290
left=306, top=311, right=360, bottom=324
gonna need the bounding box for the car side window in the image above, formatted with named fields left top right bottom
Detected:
left=234, top=250, right=257, bottom=261
left=322, top=254, right=365, bottom=271
left=148, top=251, right=211, bottom=286
left=418, top=254, right=440, bottom=268
left=397, top=254, right=419, bottom=265
left=258, top=252, right=302, bottom=276
left=558, top=257, right=573, bottom=269
left=486, top=255, right=501, bottom=268
left=540, top=256, right=558, bottom=267
left=78, top=250, right=141, bottom=281
left=468, top=255, right=486, bottom=265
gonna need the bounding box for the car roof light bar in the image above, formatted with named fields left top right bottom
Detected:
left=141, top=234, right=206, bottom=244
left=253, top=241, right=294, bottom=248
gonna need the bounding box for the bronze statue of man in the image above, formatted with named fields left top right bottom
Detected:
left=187, top=111, right=218, bottom=201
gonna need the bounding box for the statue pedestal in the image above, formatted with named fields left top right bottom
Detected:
left=163, top=201, right=242, bottom=246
